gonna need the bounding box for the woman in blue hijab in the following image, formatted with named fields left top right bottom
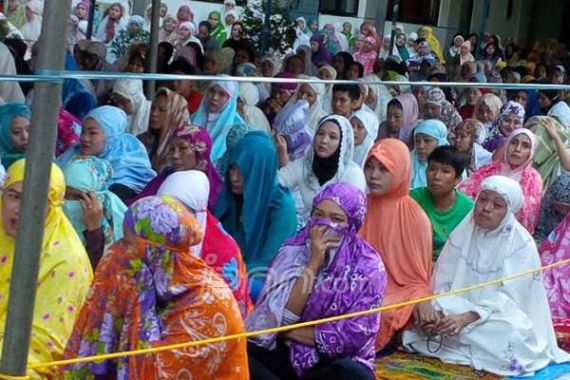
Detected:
left=192, top=77, right=246, bottom=165
left=57, top=106, right=156, bottom=202
left=63, top=156, right=127, bottom=268
left=410, top=119, right=449, bottom=189
left=214, top=131, right=297, bottom=301
left=0, top=102, right=30, bottom=169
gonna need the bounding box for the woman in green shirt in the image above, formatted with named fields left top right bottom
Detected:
left=410, top=146, right=474, bottom=260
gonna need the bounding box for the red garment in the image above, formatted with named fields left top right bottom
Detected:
left=202, top=212, right=253, bottom=318
left=187, top=90, right=203, bottom=114
left=458, top=104, right=475, bottom=120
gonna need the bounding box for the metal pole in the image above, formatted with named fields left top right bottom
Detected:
left=375, top=0, right=389, bottom=44
left=0, top=0, right=70, bottom=374
left=145, top=0, right=160, bottom=99
left=86, top=0, right=96, bottom=40
left=261, top=0, right=272, bottom=56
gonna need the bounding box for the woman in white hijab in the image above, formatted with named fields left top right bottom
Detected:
left=0, top=42, right=25, bottom=102
left=317, top=65, right=338, bottom=115
left=284, top=74, right=327, bottom=132
left=238, top=82, right=270, bottom=133
left=403, top=175, right=569, bottom=377
left=20, top=0, right=43, bottom=54
left=350, top=108, right=379, bottom=167
left=360, top=74, right=393, bottom=121
left=111, top=79, right=151, bottom=136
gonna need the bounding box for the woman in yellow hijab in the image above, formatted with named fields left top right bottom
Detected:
left=419, top=26, right=445, bottom=63
left=0, top=159, right=93, bottom=379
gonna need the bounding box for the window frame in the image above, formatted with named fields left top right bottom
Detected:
left=386, top=0, right=441, bottom=27
left=318, top=0, right=360, bottom=17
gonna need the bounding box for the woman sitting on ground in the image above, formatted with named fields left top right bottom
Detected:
left=403, top=175, right=569, bottom=377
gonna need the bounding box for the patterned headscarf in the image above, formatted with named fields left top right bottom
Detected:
left=174, top=124, right=223, bottom=210
left=534, top=173, right=570, bottom=245
left=483, top=101, right=525, bottom=152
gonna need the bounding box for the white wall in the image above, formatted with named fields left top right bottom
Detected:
left=469, top=0, right=533, bottom=44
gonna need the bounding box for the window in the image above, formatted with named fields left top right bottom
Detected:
left=196, top=0, right=247, bottom=6
left=319, top=0, right=360, bottom=17
left=386, top=0, right=441, bottom=26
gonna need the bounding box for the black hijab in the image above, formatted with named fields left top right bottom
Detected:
left=312, top=119, right=342, bottom=186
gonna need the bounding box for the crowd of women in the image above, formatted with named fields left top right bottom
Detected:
left=1, top=0, right=570, bottom=379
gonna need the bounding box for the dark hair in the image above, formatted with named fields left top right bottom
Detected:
left=427, top=146, right=467, bottom=178
left=534, top=62, right=550, bottom=78
left=168, top=59, right=196, bottom=75
left=349, top=62, right=365, bottom=78
left=199, top=21, right=211, bottom=33
left=387, top=98, right=403, bottom=110
left=185, top=41, right=205, bottom=69
left=332, top=83, right=361, bottom=101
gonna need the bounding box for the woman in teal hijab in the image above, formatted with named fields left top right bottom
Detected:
left=208, top=11, right=227, bottom=46
left=63, top=156, right=127, bottom=268
left=0, top=102, right=30, bottom=169
left=410, top=119, right=449, bottom=189
left=214, top=131, right=297, bottom=301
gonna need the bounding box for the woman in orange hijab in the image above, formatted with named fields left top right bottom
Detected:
left=359, top=139, right=433, bottom=351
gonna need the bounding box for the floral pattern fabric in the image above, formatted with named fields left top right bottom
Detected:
left=61, top=196, right=248, bottom=379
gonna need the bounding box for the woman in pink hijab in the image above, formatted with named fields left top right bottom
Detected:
left=353, top=36, right=378, bottom=76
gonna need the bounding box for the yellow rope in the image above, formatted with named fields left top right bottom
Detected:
left=25, top=257, right=570, bottom=371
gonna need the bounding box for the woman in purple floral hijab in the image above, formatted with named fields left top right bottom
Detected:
left=246, top=182, right=387, bottom=380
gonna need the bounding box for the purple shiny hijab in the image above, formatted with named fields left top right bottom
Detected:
left=273, top=99, right=312, bottom=161
left=311, top=35, right=333, bottom=66
left=246, top=182, right=387, bottom=377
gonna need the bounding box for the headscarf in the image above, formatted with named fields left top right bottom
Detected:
left=483, top=100, right=525, bottom=152
left=0, top=42, right=25, bottom=102
left=260, top=56, right=282, bottom=77
left=273, top=99, right=312, bottom=162
left=62, top=78, right=97, bottom=120
left=459, top=40, right=475, bottom=65
left=173, top=124, right=223, bottom=210
left=410, top=119, right=448, bottom=189
left=138, top=87, right=188, bottom=171
left=419, top=27, right=444, bottom=63
left=377, top=93, right=419, bottom=146
left=57, top=106, right=156, bottom=193
left=307, top=115, right=355, bottom=187
left=323, top=23, right=348, bottom=54
left=352, top=36, right=377, bottom=76
left=109, top=15, right=151, bottom=61
left=1, top=160, right=92, bottom=379
left=192, top=78, right=245, bottom=164
left=208, top=11, right=227, bottom=46
left=248, top=182, right=386, bottom=376
left=95, top=3, right=125, bottom=44
left=395, top=33, right=410, bottom=61
left=458, top=129, right=543, bottom=233
left=473, top=93, right=503, bottom=138
left=310, top=34, right=332, bottom=66
left=67, top=14, right=86, bottom=52
left=420, top=175, right=567, bottom=373
left=20, top=0, right=43, bottom=43
left=0, top=102, right=30, bottom=168
left=423, top=87, right=462, bottom=132
left=296, top=45, right=316, bottom=76
left=534, top=173, right=570, bottom=246
left=359, top=139, right=433, bottom=350
left=351, top=109, right=379, bottom=167
left=61, top=195, right=248, bottom=379
left=157, top=170, right=252, bottom=317
left=214, top=132, right=296, bottom=272
left=526, top=116, right=570, bottom=189
left=112, top=79, right=151, bottom=136
left=455, top=118, right=492, bottom=173
left=63, top=156, right=127, bottom=247
left=176, top=4, right=193, bottom=23
left=238, top=82, right=270, bottom=133
left=216, top=123, right=253, bottom=176
left=360, top=74, right=393, bottom=121
left=284, top=74, right=326, bottom=132
left=317, top=66, right=337, bottom=114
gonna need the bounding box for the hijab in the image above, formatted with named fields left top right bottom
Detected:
left=20, top=0, right=43, bottom=43
left=193, top=78, right=245, bottom=164
left=526, top=116, right=570, bottom=189
left=483, top=100, right=525, bottom=152
left=310, top=34, right=333, bottom=66
left=309, top=115, right=353, bottom=186
left=458, top=129, right=543, bottom=234
left=359, top=139, right=433, bottom=348
left=459, top=40, right=475, bottom=65
left=273, top=99, right=313, bottom=162
left=378, top=93, right=419, bottom=146
left=112, top=79, right=151, bottom=136
left=140, top=87, right=189, bottom=171
left=63, top=156, right=127, bottom=247
left=0, top=42, right=25, bottom=102
left=410, top=119, right=449, bottom=189
left=473, top=93, right=503, bottom=138
left=57, top=106, right=156, bottom=193
left=0, top=102, right=30, bottom=168
left=173, top=124, right=223, bottom=210
left=534, top=173, right=570, bottom=245
left=351, top=108, right=379, bottom=167
left=238, top=82, right=271, bottom=133
left=284, top=74, right=326, bottom=131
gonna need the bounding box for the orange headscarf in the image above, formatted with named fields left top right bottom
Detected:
left=359, top=139, right=433, bottom=350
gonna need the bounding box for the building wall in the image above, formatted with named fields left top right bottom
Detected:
left=469, top=0, right=534, bottom=45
